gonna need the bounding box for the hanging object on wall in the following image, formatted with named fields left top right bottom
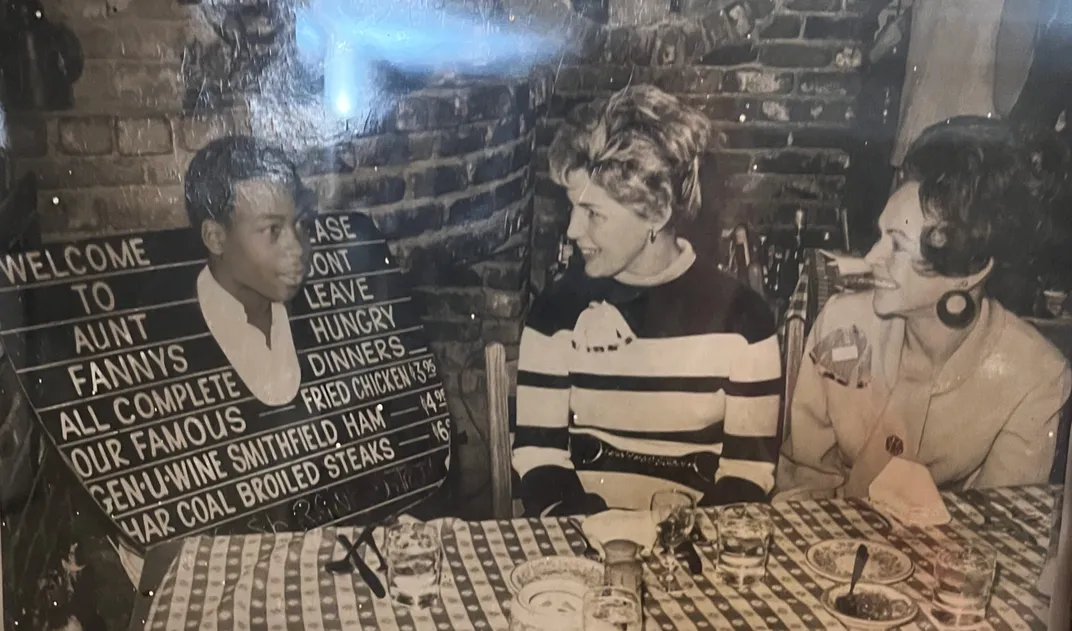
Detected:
left=0, top=173, right=39, bottom=252
left=181, top=0, right=297, bottom=111
left=0, top=0, right=84, bottom=111
left=571, top=0, right=609, bottom=25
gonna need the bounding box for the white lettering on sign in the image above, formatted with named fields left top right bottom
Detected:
left=302, top=276, right=376, bottom=310
left=128, top=406, right=246, bottom=461
left=431, top=418, right=451, bottom=444
left=88, top=449, right=230, bottom=517
left=313, top=216, right=358, bottom=243
left=175, top=489, right=238, bottom=528
left=69, top=438, right=129, bottom=477
left=298, top=359, right=436, bottom=414
left=226, top=420, right=339, bottom=475
left=112, top=371, right=243, bottom=425
left=158, top=449, right=229, bottom=492
left=309, top=249, right=353, bottom=278
left=0, top=238, right=152, bottom=285
left=67, top=344, right=189, bottom=398
left=418, top=388, right=447, bottom=416
left=89, top=469, right=169, bottom=514
left=308, top=305, right=397, bottom=344
left=70, top=281, right=116, bottom=315
left=59, top=406, right=112, bottom=441
left=298, top=380, right=351, bottom=414
left=306, top=335, right=406, bottom=377
left=347, top=360, right=435, bottom=399
left=73, top=313, right=150, bottom=355
left=321, top=437, right=397, bottom=480
left=234, top=462, right=321, bottom=509
left=347, top=368, right=417, bottom=406
left=119, top=508, right=174, bottom=545
left=340, top=405, right=387, bottom=440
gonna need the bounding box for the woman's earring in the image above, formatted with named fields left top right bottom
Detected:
left=649, top=228, right=657, bottom=244
left=937, top=290, right=976, bottom=328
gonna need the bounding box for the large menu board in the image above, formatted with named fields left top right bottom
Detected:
left=0, top=212, right=452, bottom=554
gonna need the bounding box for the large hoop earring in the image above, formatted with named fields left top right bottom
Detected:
left=937, top=290, right=976, bottom=328
left=649, top=228, right=657, bottom=244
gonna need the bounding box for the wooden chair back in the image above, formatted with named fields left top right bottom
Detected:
left=484, top=343, right=517, bottom=519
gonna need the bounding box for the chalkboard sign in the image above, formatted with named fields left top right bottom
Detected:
left=0, top=212, right=452, bottom=554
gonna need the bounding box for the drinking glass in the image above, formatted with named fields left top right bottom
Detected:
left=715, top=502, right=773, bottom=588
left=384, top=521, right=443, bottom=608
left=931, top=542, right=997, bottom=627
left=649, top=489, right=696, bottom=592
left=583, top=586, right=642, bottom=631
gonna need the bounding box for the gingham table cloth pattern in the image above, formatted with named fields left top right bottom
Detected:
left=145, top=486, right=1058, bottom=631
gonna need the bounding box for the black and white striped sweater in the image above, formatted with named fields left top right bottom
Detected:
left=512, top=242, right=783, bottom=514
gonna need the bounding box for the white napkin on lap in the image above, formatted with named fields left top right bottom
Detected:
left=868, top=457, right=951, bottom=527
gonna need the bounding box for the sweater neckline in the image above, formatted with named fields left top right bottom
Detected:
left=614, top=238, right=696, bottom=287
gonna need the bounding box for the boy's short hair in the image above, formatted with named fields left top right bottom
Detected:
left=184, top=135, right=315, bottom=228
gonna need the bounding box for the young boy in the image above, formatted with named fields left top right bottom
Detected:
left=184, top=135, right=314, bottom=406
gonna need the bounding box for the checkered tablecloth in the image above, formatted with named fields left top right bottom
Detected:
left=145, top=486, right=1058, bottom=631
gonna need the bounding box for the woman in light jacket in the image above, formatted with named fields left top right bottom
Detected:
left=778, top=116, right=1072, bottom=499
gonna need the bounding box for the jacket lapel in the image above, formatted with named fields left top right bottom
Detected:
left=843, top=313, right=904, bottom=497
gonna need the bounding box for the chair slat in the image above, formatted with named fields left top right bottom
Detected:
left=484, top=343, right=513, bottom=519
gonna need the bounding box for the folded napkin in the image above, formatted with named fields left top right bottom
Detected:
left=582, top=509, right=657, bottom=558
left=868, top=457, right=951, bottom=527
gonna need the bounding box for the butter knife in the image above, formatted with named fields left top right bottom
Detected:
left=359, top=524, right=389, bottom=571
left=339, top=533, right=387, bottom=598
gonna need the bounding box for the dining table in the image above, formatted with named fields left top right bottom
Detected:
left=143, top=485, right=1058, bottom=631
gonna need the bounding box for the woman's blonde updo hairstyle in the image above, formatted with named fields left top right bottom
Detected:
left=547, top=84, right=714, bottom=230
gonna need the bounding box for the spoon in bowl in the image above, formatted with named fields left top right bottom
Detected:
left=835, top=544, right=870, bottom=616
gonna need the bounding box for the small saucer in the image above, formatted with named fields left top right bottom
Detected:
left=820, top=583, right=919, bottom=630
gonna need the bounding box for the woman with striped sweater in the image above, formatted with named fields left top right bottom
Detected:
left=512, top=85, right=783, bottom=516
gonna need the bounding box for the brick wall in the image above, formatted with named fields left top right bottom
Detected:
left=525, top=0, right=885, bottom=289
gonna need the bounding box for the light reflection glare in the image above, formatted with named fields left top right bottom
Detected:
left=295, top=0, right=562, bottom=118
left=334, top=94, right=352, bottom=115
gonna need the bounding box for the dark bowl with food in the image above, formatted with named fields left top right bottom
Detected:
left=821, top=583, right=919, bottom=630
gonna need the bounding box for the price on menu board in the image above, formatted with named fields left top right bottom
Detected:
left=0, top=213, right=452, bottom=553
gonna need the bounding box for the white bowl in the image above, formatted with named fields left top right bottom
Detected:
left=509, top=579, right=588, bottom=631
left=507, top=555, right=604, bottom=594
left=820, top=582, right=920, bottom=630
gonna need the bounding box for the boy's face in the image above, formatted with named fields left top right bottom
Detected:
left=206, top=178, right=312, bottom=303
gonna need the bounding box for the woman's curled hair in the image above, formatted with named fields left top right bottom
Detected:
left=899, top=116, right=1069, bottom=278
left=547, top=85, right=714, bottom=228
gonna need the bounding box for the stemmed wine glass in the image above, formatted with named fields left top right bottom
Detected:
left=649, top=489, right=696, bottom=593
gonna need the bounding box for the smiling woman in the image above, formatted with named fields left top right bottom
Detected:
left=512, top=85, right=783, bottom=515
left=778, top=116, right=1072, bottom=500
